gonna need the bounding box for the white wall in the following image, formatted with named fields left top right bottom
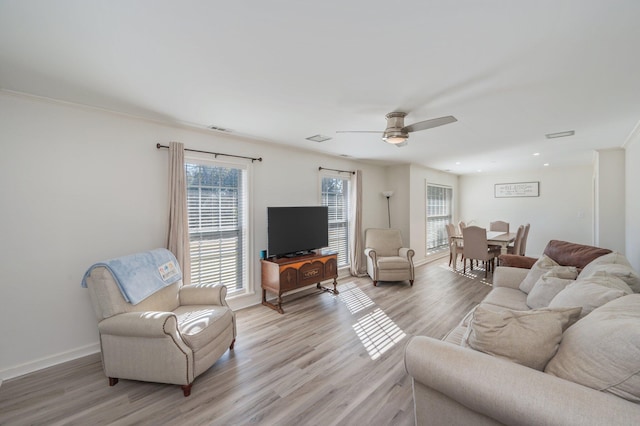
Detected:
left=625, top=132, right=640, bottom=271
left=594, top=149, right=626, bottom=252
left=459, top=166, right=594, bottom=257
left=0, top=92, right=388, bottom=379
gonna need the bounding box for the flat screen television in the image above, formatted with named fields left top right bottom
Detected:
left=267, top=206, right=329, bottom=258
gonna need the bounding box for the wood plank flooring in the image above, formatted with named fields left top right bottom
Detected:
left=0, top=258, right=493, bottom=426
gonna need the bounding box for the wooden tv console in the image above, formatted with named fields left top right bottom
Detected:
left=261, top=251, right=338, bottom=314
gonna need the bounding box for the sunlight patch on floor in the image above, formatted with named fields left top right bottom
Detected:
left=352, top=308, right=406, bottom=360
left=337, top=283, right=375, bottom=315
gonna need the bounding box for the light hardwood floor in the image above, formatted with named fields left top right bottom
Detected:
left=0, top=258, right=493, bottom=426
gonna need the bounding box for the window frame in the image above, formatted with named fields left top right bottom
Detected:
left=184, top=154, right=253, bottom=298
left=425, top=183, right=453, bottom=257
left=319, top=171, right=351, bottom=268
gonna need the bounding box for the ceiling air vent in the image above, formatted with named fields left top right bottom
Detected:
left=209, top=125, right=232, bottom=133
left=306, top=134, right=332, bottom=142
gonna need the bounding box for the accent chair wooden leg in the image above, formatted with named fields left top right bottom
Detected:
left=108, top=377, right=119, bottom=387
left=181, top=384, right=192, bottom=397
left=410, top=280, right=414, bottom=286
left=373, top=280, right=377, bottom=286
left=229, top=338, right=236, bottom=350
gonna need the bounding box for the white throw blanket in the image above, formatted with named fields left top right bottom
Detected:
left=81, top=248, right=182, bottom=304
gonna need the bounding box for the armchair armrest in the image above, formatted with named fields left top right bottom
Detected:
left=364, top=248, right=376, bottom=261
left=405, top=336, right=640, bottom=426
left=179, top=283, right=228, bottom=306
left=98, top=311, right=179, bottom=338
left=399, top=247, right=415, bottom=260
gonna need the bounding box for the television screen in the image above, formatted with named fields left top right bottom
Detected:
left=267, top=206, right=329, bottom=258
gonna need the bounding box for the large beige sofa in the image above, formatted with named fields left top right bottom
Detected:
left=405, top=240, right=640, bottom=425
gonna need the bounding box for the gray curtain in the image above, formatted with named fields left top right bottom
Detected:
left=349, top=169, right=366, bottom=276
left=167, top=141, right=191, bottom=283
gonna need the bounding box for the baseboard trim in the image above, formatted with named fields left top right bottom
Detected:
left=0, top=343, right=100, bottom=381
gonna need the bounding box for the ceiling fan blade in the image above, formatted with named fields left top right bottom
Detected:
left=336, top=130, right=383, bottom=133
left=402, top=115, right=457, bottom=133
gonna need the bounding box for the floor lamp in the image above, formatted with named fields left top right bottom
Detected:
left=382, top=191, right=394, bottom=228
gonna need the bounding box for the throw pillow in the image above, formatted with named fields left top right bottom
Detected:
left=465, top=305, right=582, bottom=371
left=578, top=252, right=632, bottom=279
left=587, top=264, right=640, bottom=294
left=545, top=294, right=640, bottom=403
left=548, top=276, right=631, bottom=318
left=519, top=255, right=560, bottom=294
left=526, top=275, right=575, bottom=309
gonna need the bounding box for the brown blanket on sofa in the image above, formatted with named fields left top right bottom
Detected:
left=499, top=239, right=612, bottom=270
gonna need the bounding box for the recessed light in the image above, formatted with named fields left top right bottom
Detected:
left=533, top=152, right=540, bottom=156
left=543, top=163, right=550, bottom=166
left=455, top=161, right=461, bottom=165
left=477, top=169, right=483, bottom=173
left=545, top=130, right=575, bottom=139
left=306, top=134, right=332, bottom=142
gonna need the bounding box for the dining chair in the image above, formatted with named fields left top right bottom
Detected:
left=445, top=223, right=463, bottom=267
left=462, top=226, right=500, bottom=278
left=507, top=225, right=525, bottom=255
left=489, top=220, right=509, bottom=233
left=457, top=221, right=466, bottom=234
left=519, top=223, right=531, bottom=255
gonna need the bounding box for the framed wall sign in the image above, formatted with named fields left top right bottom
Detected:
left=494, top=181, right=539, bottom=198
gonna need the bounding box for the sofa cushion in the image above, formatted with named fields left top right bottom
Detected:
left=465, top=305, right=582, bottom=371
left=377, top=256, right=410, bottom=270
left=579, top=263, right=640, bottom=294
left=543, top=240, right=612, bottom=269
left=526, top=275, right=575, bottom=309
left=481, top=287, right=529, bottom=311
left=174, top=305, right=234, bottom=352
left=548, top=276, right=632, bottom=318
left=545, top=294, right=640, bottom=403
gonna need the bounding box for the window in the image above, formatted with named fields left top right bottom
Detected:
left=426, top=184, right=453, bottom=255
left=186, top=159, right=249, bottom=295
left=321, top=175, right=350, bottom=267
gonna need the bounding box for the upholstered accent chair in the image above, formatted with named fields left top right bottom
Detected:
left=364, top=228, right=415, bottom=286
left=84, top=257, right=236, bottom=397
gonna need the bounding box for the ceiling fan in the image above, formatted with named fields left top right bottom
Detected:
left=337, top=112, right=457, bottom=147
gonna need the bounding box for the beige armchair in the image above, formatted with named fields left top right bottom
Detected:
left=83, top=251, right=236, bottom=397
left=364, top=228, right=415, bottom=286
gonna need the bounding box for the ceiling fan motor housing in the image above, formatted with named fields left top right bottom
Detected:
left=383, top=112, right=408, bottom=143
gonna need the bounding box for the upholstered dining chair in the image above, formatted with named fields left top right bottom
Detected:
left=489, top=220, right=509, bottom=233
left=520, top=223, right=531, bottom=255
left=462, top=226, right=501, bottom=278
left=457, top=221, right=467, bottom=234
left=507, top=224, right=525, bottom=255
left=82, top=249, right=236, bottom=397
left=364, top=228, right=415, bottom=286
left=445, top=223, right=463, bottom=267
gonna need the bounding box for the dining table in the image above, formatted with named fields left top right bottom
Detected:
left=450, top=231, right=517, bottom=270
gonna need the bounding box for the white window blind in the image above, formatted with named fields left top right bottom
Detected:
left=186, top=161, right=248, bottom=294
left=426, top=184, right=452, bottom=255
left=321, top=175, right=350, bottom=267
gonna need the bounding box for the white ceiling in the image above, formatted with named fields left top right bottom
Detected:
left=2, top=1, right=640, bottom=174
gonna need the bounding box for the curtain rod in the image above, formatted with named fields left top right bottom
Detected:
left=156, top=143, right=262, bottom=163
left=318, top=166, right=355, bottom=175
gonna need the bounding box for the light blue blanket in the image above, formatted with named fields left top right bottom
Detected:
left=81, top=248, right=182, bottom=305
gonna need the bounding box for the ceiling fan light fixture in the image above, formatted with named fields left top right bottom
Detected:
left=383, top=132, right=408, bottom=144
